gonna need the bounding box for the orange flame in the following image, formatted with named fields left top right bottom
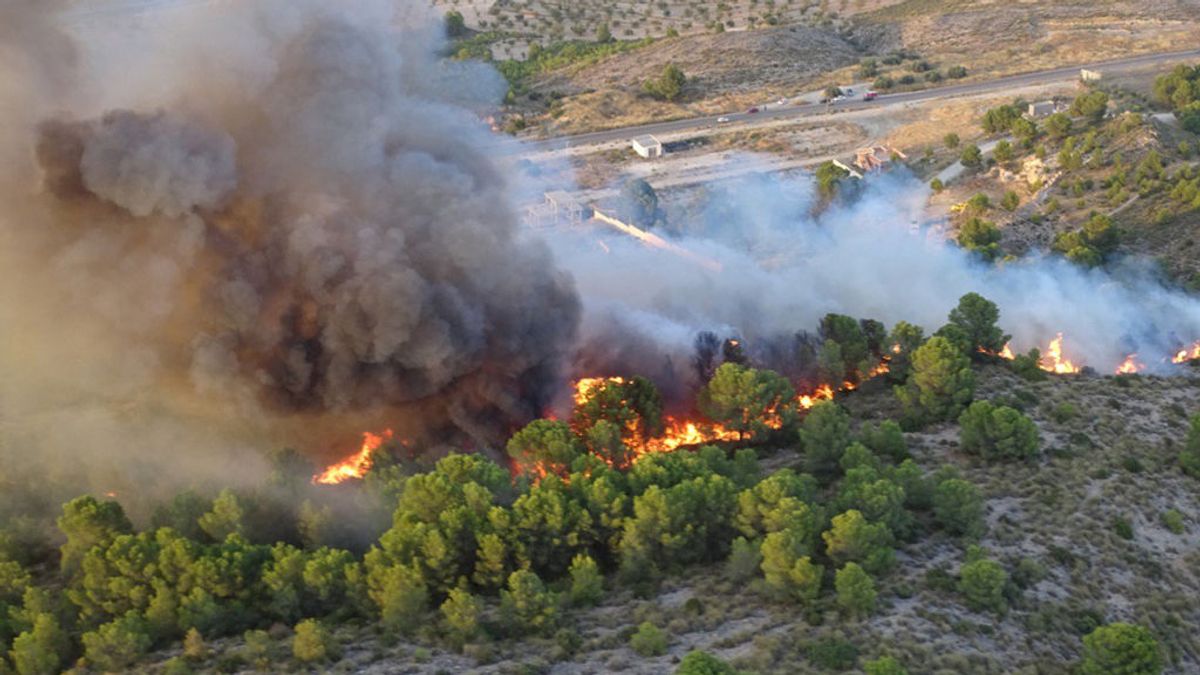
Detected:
left=569, top=376, right=783, bottom=467
left=553, top=356, right=893, bottom=476
left=1172, top=341, right=1200, bottom=364
left=573, top=376, right=625, bottom=408
left=978, top=342, right=1015, bottom=360
left=1115, top=354, right=1143, bottom=374
left=314, top=429, right=393, bottom=485
left=798, top=384, right=835, bottom=410
left=1040, top=333, right=1080, bottom=374
left=644, top=418, right=744, bottom=455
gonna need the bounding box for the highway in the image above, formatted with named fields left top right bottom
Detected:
left=521, top=48, right=1200, bottom=152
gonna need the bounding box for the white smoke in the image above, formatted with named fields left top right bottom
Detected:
left=549, top=166, right=1200, bottom=377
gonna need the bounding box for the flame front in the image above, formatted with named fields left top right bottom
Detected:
left=978, top=342, right=1015, bottom=360
left=1040, top=333, right=1080, bottom=374
left=1115, top=354, right=1144, bottom=374
left=798, top=384, right=836, bottom=410
left=1172, top=341, right=1200, bottom=364
left=314, top=429, right=393, bottom=485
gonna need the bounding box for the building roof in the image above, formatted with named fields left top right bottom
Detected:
left=632, top=135, right=662, bottom=148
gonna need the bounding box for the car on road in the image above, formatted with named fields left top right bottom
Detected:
left=717, top=116, right=731, bottom=123
left=863, top=91, right=878, bottom=101
left=777, top=98, right=787, bottom=105
left=747, top=107, right=760, bottom=114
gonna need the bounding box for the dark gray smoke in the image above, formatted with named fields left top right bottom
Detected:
left=0, top=0, right=579, bottom=497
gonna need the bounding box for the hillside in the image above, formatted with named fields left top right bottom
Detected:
left=136, top=365, right=1200, bottom=674
left=529, top=26, right=862, bottom=133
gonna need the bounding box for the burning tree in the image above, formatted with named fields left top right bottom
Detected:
left=819, top=314, right=872, bottom=383
left=944, top=292, right=1010, bottom=359
left=885, top=321, right=925, bottom=383
left=571, top=376, right=665, bottom=463
left=697, top=363, right=796, bottom=442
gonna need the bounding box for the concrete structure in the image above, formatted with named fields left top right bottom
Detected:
left=1027, top=100, right=1058, bottom=117
left=524, top=190, right=587, bottom=228
left=1080, top=68, right=1104, bottom=83
left=854, top=145, right=907, bottom=172
left=631, top=135, right=663, bottom=159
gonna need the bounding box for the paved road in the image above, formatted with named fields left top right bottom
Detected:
left=521, top=48, right=1200, bottom=153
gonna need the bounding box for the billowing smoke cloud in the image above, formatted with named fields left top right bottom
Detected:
left=0, top=0, right=578, bottom=501
left=5, top=0, right=1199, bottom=509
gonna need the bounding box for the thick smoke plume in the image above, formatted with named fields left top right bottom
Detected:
left=0, top=0, right=578, bottom=502
left=5, top=0, right=1200, bottom=508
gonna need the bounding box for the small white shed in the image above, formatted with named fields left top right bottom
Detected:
left=632, top=135, right=663, bottom=159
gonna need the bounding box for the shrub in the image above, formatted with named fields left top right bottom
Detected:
left=82, top=613, right=153, bottom=672
left=961, top=144, right=983, bottom=168
left=441, top=588, right=483, bottom=644
left=677, top=650, right=737, bottom=674
left=800, top=400, right=851, bottom=476
left=501, top=570, right=559, bottom=635
left=643, top=63, right=687, bottom=101
left=822, top=510, right=894, bottom=574
left=183, top=627, right=207, bottom=661
left=808, top=638, right=859, bottom=670
left=568, top=554, right=604, bottom=606
left=994, top=140, right=1015, bottom=163
left=1113, top=516, right=1134, bottom=540
left=865, top=656, right=909, bottom=675
left=944, top=132, right=960, bottom=149
left=958, top=217, right=1001, bottom=260
left=933, top=479, right=985, bottom=538
left=541, top=630, right=574, bottom=663
left=895, top=336, right=976, bottom=424
left=1160, top=509, right=1185, bottom=534
left=1071, top=90, right=1110, bottom=123
left=727, top=536, right=763, bottom=582
left=630, top=621, right=668, bottom=657
left=1178, top=414, right=1200, bottom=477
left=292, top=619, right=335, bottom=663
left=1051, top=402, right=1078, bottom=424
left=958, top=554, right=1008, bottom=614
left=835, top=563, right=878, bottom=617
left=761, top=531, right=824, bottom=602
left=9, top=614, right=68, bottom=675
left=958, top=401, right=1040, bottom=460
left=1080, top=623, right=1163, bottom=675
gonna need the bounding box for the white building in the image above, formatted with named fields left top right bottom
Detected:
left=631, top=135, right=663, bottom=159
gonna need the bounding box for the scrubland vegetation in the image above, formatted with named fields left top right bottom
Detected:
left=0, top=290, right=1193, bottom=673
